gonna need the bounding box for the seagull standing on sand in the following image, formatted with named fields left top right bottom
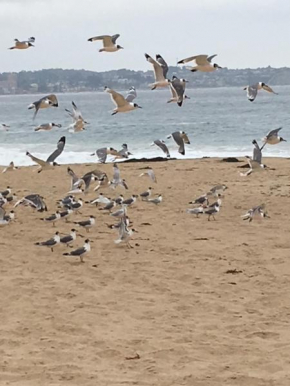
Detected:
left=261, top=127, right=286, bottom=150
left=177, top=54, right=222, bottom=72
left=26, top=136, right=65, bottom=173
left=9, top=37, right=35, bottom=50
left=28, top=94, right=58, bottom=120
left=63, top=239, right=91, bottom=262
left=41, top=211, right=61, bottom=227
left=240, top=140, right=266, bottom=177
left=35, top=231, right=60, bottom=252
left=204, top=203, right=220, bottom=221
left=152, top=140, right=171, bottom=158
left=104, top=87, right=142, bottom=115
left=147, top=194, right=162, bottom=205
left=74, top=215, right=96, bottom=233
left=145, top=53, right=170, bottom=90
left=167, top=131, right=190, bottom=155
left=34, top=123, right=62, bottom=132
left=87, top=34, right=123, bottom=52
left=2, top=162, right=17, bottom=173
left=140, top=187, right=152, bottom=200
left=60, top=229, right=77, bottom=247
left=186, top=206, right=204, bottom=218
left=243, top=82, right=278, bottom=102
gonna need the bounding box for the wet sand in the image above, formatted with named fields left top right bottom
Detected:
left=1, top=157, right=290, bottom=385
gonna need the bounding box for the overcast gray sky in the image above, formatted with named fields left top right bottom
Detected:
left=0, top=0, right=289, bottom=73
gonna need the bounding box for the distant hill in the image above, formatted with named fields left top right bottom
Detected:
left=0, top=66, right=290, bottom=94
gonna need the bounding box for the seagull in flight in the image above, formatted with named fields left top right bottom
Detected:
left=261, top=127, right=286, bottom=150
left=28, top=94, right=58, bottom=120
left=34, top=123, right=62, bottom=132
left=104, top=87, right=142, bottom=115
left=167, top=77, right=189, bottom=106
left=145, top=53, right=170, bottom=90
left=151, top=139, right=170, bottom=158
left=243, top=82, right=278, bottom=102
left=178, top=54, right=222, bottom=72
left=87, top=34, right=123, bottom=52
left=167, top=131, right=190, bottom=155
left=14, top=194, right=47, bottom=212
left=26, top=136, right=66, bottom=173
left=65, top=101, right=88, bottom=132
left=9, top=37, right=35, bottom=50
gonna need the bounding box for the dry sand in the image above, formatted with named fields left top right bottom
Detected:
left=1, top=157, right=290, bottom=385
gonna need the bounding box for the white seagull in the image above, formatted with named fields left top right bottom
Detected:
left=104, top=87, right=142, bottom=115
left=88, top=34, right=123, bottom=52
left=244, top=82, right=278, bottom=102
left=145, top=53, right=170, bottom=90
left=178, top=54, right=222, bottom=72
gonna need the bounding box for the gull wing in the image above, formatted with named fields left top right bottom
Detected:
left=88, top=35, right=116, bottom=47
left=112, top=163, right=120, bottom=181
left=67, top=167, right=82, bottom=189
left=0, top=207, right=5, bottom=220
left=145, top=53, right=165, bottom=82
left=46, top=136, right=66, bottom=163
left=125, top=87, right=137, bottom=102
left=207, top=54, right=217, bottom=63
left=69, top=246, right=86, bottom=256
left=172, top=132, right=185, bottom=155
left=96, top=148, right=108, bottom=163
left=246, top=85, right=258, bottom=102
left=265, top=127, right=282, bottom=139
left=154, top=139, right=170, bottom=157
left=26, top=152, right=47, bottom=167
left=262, top=84, right=278, bottom=94
left=171, top=78, right=184, bottom=106
left=105, top=87, right=127, bottom=108
left=177, top=54, right=208, bottom=65
left=156, top=54, right=168, bottom=78
left=111, top=34, right=120, bottom=44
left=252, top=140, right=262, bottom=164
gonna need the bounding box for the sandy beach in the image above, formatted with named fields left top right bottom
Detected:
left=1, top=157, right=290, bottom=385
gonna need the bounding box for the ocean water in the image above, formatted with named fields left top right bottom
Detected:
left=0, top=86, right=289, bottom=166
